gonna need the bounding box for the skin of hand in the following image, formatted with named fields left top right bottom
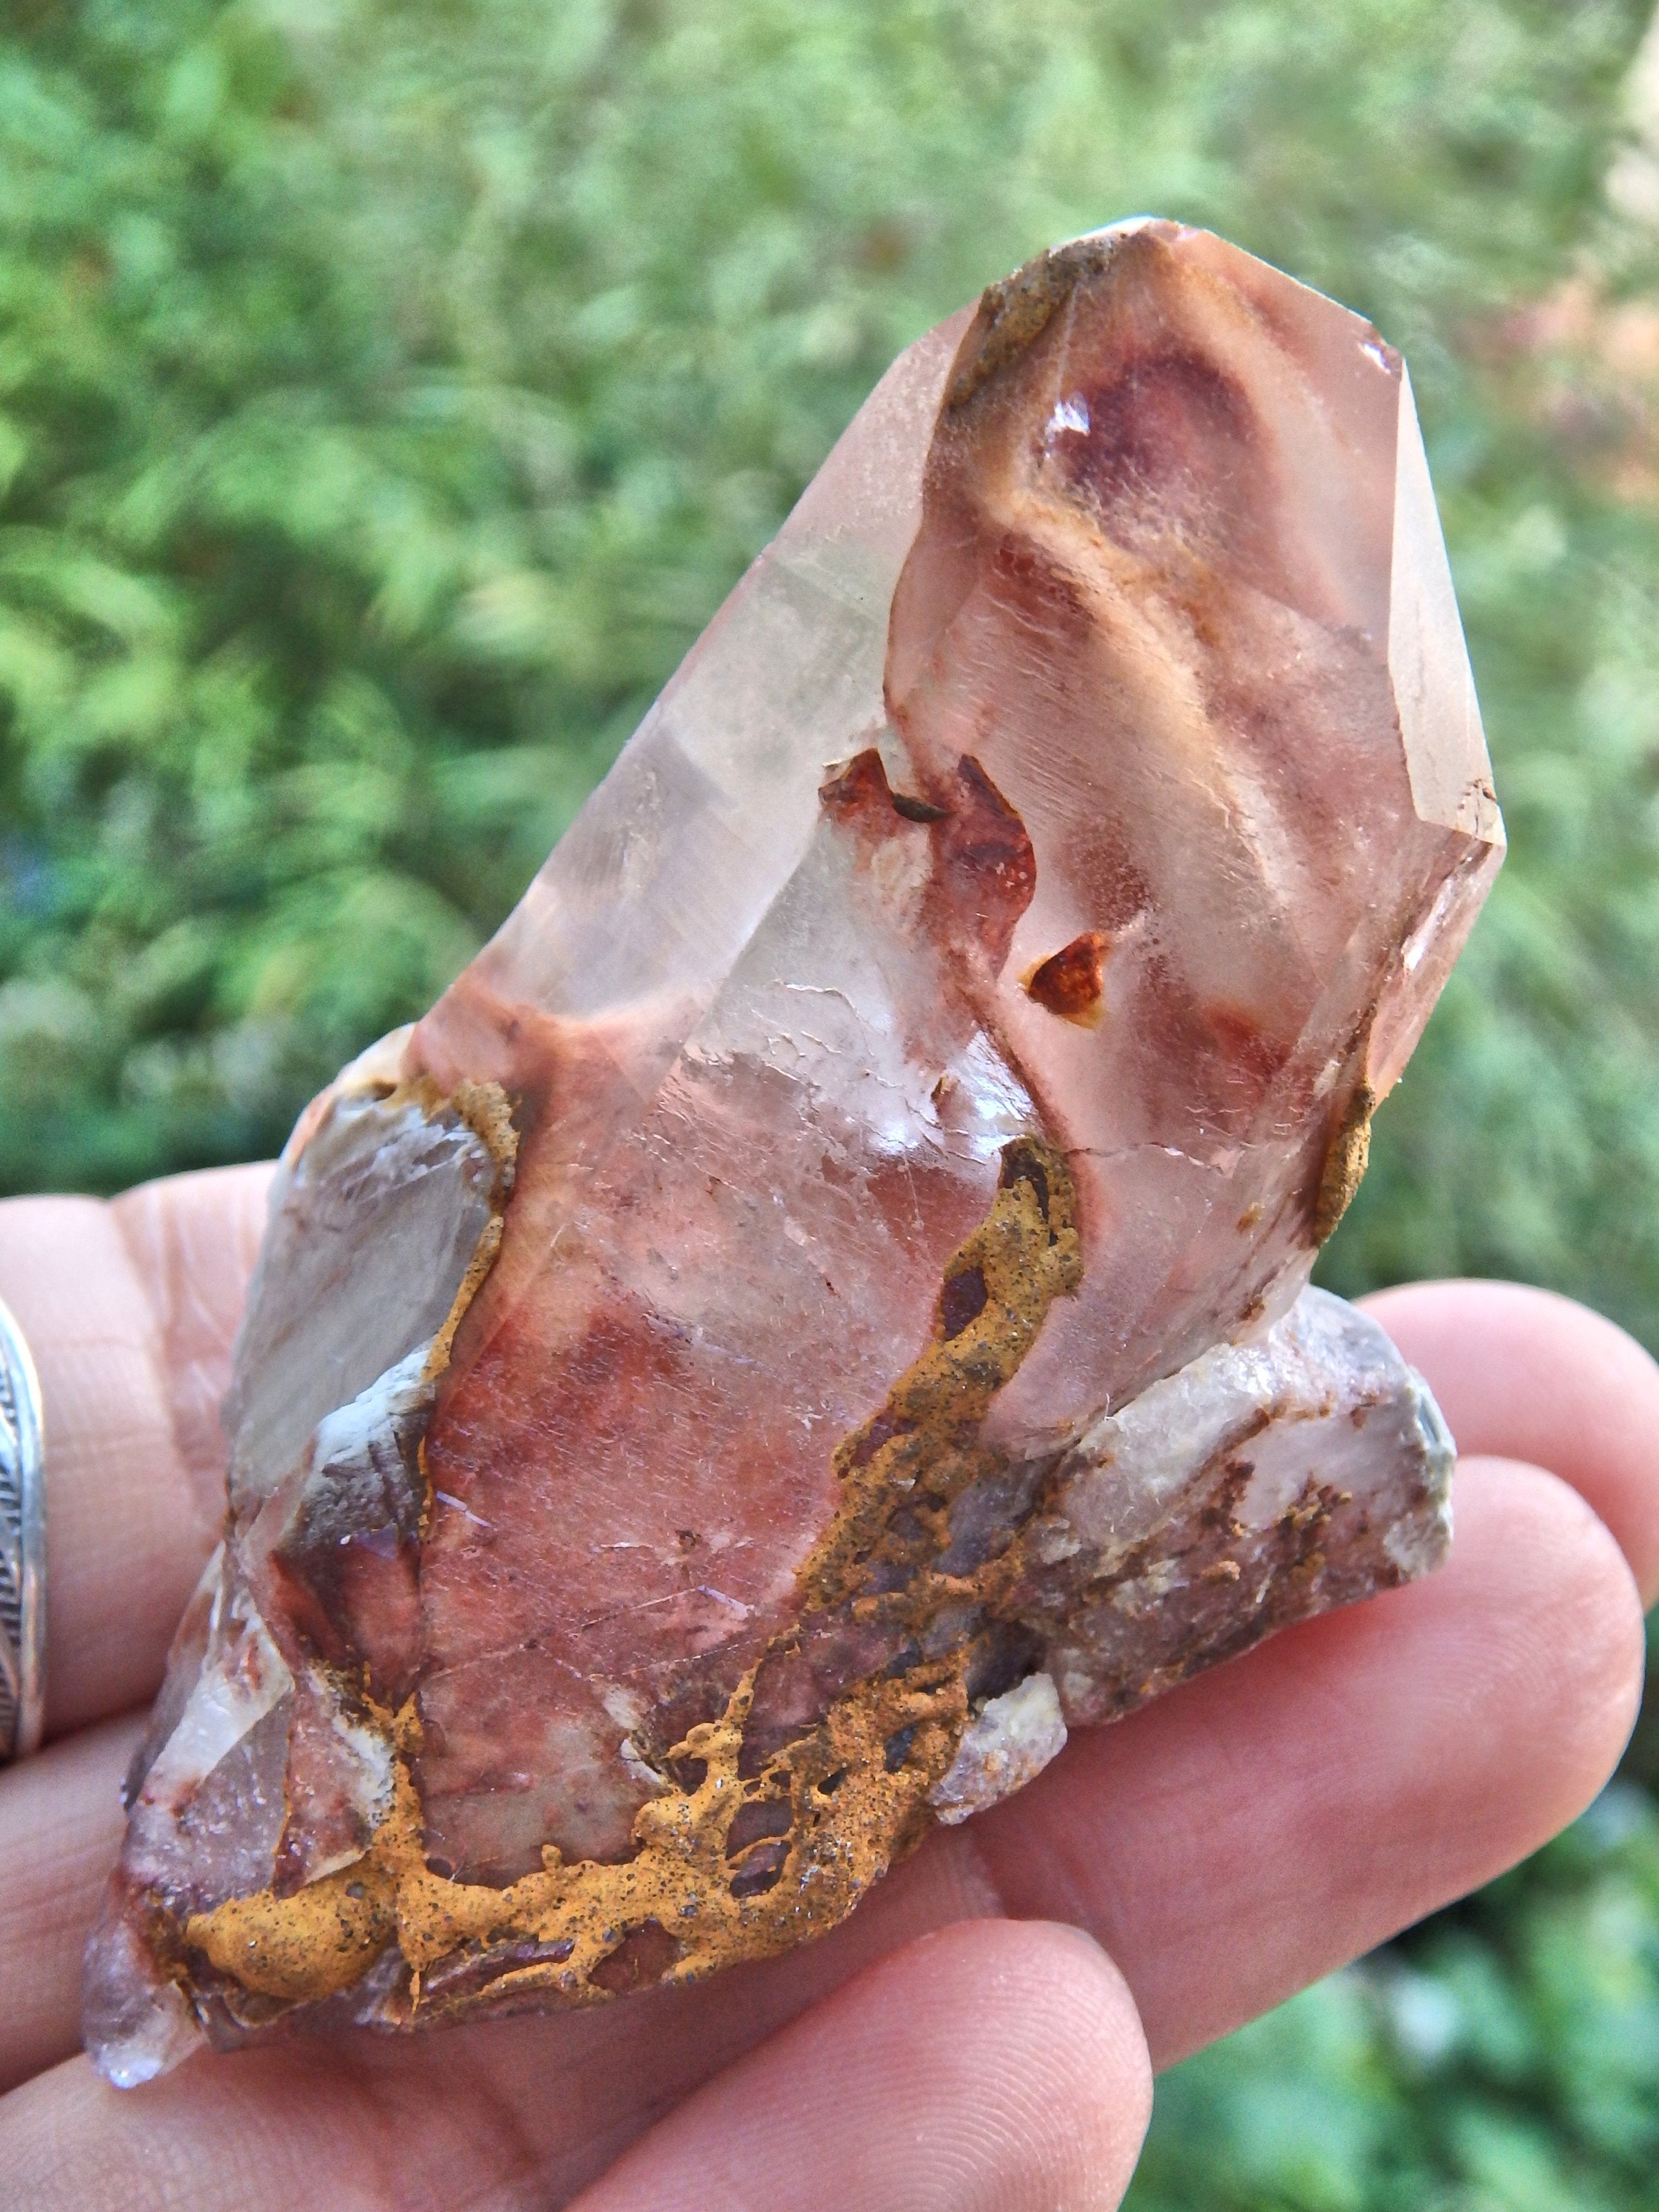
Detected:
left=0, top=1163, right=1652, bottom=2211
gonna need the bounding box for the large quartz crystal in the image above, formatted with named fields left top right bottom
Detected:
left=86, top=221, right=1501, bottom=2085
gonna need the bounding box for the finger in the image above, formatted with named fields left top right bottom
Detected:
left=6, top=1244, right=1644, bottom=2128
left=5, top=1454, right=1637, bottom=2160
left=0, top=1680, right=995, bottom=2105
left=1361, top=1278, right=1659, bottom=1604
left=0, top=1191, right=201, bottom=1736
left=1, top=1921, right=1149, bottom=2212
left=971, top=1456, right=1646, bottom=2068
left=0, top=1715, right=142, bottom=2093
left=569, top=1922, right=1150, bottom=2212
left=0, top=1757, right=1002, bottom=2179
left=0, top=1165, right=272, bottom=1734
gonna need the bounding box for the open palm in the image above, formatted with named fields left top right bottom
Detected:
left=0, top=1161, right=1653, bottom=2210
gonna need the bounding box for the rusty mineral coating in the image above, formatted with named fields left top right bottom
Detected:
left=85, top=220, right=1499, bottom=2085
left=182, top=1138, right=1080, bottom=2014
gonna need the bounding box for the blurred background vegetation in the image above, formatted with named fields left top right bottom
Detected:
left=3, top=0, right=1657, bottom=2200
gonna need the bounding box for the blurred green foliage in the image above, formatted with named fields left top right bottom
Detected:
left=2, top=1, right=1657, bottom=2203
left=1134, top=1726, right=1659, bottom=2211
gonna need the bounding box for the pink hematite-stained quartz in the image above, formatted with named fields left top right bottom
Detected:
left=85, top=222, right=1499, bottom=2086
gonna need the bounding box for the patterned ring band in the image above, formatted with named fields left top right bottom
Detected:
left=0, top=1296, right=45, bottom=1762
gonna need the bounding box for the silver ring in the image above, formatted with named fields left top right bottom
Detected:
left=0, top=1297, right=45, bottom=1761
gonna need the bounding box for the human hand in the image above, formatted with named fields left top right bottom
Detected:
left=0, top=1164, right=1652, bottom=2209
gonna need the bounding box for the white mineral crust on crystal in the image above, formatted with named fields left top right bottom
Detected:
left=930, top=1671, right=1069, bottom=1824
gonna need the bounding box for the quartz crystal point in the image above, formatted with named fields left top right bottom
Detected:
left=86, top=221, right=1501, bottom=2085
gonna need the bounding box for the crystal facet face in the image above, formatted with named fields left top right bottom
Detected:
left=85, top=222, right=1501, bottom=2085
